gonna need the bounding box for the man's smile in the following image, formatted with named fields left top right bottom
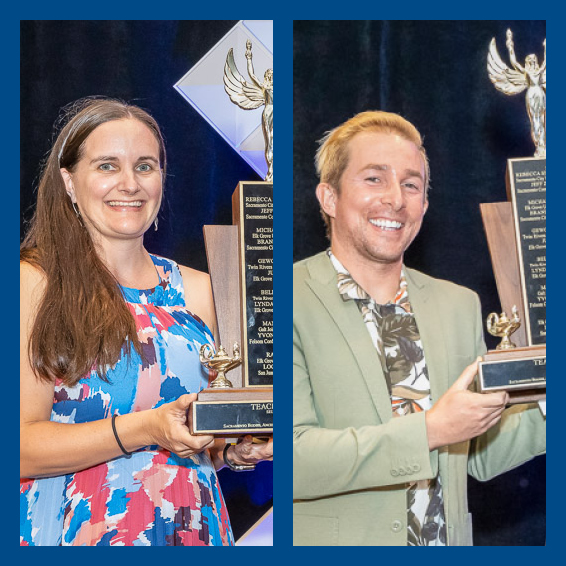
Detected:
left=369, top=218, right=404, bottom=231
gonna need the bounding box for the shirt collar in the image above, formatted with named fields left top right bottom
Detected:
left=327, top=249, right=410, bottom=310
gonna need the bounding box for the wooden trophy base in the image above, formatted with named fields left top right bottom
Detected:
left=480, top=201, right=528, bottom=346
left=478, top=345, right=546, bottom=404
left=190, top=388, right=273, bottom=436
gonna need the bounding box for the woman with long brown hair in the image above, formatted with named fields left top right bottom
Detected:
left=20, top=97, right=272, bottom=546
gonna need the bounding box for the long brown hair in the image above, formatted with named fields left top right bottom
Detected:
left=21, top=97, right=167, bottom=386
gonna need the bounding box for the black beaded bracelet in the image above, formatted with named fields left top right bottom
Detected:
left=222, top=442, right=255, bottom=472
left=112, top=414, right=133, bottom=458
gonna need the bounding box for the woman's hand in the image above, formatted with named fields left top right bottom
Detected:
left=227, top=435, right=273, bottom=466
left=146, top=394, right=214, bottom=459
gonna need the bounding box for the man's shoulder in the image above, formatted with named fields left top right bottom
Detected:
left=293, top=252, right=337, bottom=314
left=293, top=251, right=331, bottom=283
left=406, top=267, right=479, bottom=304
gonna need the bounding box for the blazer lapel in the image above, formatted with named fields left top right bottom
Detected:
left=405, top=268, right=452, bottom=505
left=405, top=268, right=450, bottom=405
left=305, top=254, right=394, bottom=424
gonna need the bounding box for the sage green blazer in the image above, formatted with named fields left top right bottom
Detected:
left=293, top=252, right=546, bottom=546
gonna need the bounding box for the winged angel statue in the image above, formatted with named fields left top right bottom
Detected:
left=488, top=30, right=546, bottom=157
left=224, top=40, right=273, bottom=181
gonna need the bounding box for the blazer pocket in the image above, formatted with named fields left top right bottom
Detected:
left=293, top=513, right=339, bottom=546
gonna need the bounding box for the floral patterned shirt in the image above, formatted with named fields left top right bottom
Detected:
left=329, top=251, right=447, bottom=546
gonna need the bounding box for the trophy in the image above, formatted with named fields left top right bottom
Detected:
left=189, top=182, right=273, bottom=435
left=224, top=39, right=273, bottom=182
left=479, top=30, right=546, bottom=403
left=488, top=29, right=546, bottom=158
left=189, top=42, right=274, bottom=435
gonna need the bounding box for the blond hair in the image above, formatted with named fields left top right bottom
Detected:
left=315, top=111, right=430, bottom=235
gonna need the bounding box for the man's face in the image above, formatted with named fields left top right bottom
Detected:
left=318, top=131, right=428, bottom=268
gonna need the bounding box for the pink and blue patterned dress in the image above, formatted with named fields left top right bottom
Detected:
left=20, top=255, right=234, bottom=546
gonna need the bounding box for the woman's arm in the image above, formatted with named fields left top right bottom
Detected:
left=20, top=263, right=214, bottom=479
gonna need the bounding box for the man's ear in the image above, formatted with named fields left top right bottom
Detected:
left=60, top=169, right=76, bottom=203
left=316, top=183, right=337, bottom=219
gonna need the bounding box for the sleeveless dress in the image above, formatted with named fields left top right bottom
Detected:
left=20, top=255, right=234, bottom=546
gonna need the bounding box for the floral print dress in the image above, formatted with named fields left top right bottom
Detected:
left=20, top=255, right=234, bottom=546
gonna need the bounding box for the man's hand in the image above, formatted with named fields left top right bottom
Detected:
left=425, top=359, right=509, bottom=451
left=228, top=435, right=273, bottom=466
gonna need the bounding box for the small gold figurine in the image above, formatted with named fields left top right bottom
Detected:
left=486, top=305, right=521, bottom=350
left=199, top=343, right=242, bottom=389
left=224, top=40, right=273, bottom=181
left=488, top=30, right=546, bottom=157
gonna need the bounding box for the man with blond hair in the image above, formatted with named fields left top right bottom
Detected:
left=293, top=111, right=545, bottom=546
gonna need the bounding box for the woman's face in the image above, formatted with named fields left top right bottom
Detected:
left=61, top=118, right=162, bottom=245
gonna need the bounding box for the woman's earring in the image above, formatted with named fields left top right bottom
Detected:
left=72, top=201, right=81, bottom=218
left=154, top=217, right=159, bottom=231
left=71, top=201, right=85, bottom=227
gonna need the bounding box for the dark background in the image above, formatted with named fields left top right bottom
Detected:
left=20, top=20, right=272, bottom=541
left=293, top=20, right=545, bottom=546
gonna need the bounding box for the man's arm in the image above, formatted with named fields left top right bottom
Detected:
left=466, top=295, right=546, bottom=481
left=293, top=284, right=513, bottom=500
left=468, top=402, right=546, bottom=481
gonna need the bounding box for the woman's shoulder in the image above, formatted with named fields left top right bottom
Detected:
left=176, top=264, right=216, bottom=335
left=20, top=261, right=47, bottom=330
left=177, top=264, right=212, bottom=298
left=148, top=255, right=209, bottom=285
left=20, top=260, right=46, bottom=296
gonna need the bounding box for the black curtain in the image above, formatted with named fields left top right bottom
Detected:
left=293, top=20, right=545, bottom=546
left=20, top=20, right=272, bottom=540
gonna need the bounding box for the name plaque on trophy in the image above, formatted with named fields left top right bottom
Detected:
left=507, top=158, right=546, bottom=345
left=233, top=182, right=274, bottom=387
left=189, top=181, right=273, bottom=435
left=479, top=346, right=546, bottom=402
left=192, top=400, right=273, bottom=435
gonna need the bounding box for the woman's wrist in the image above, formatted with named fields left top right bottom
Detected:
left=139, top=408, right=157, bottom=447
left=113, top=409, right=156, bottom=454
left=112, top=414, right=133, bottom=457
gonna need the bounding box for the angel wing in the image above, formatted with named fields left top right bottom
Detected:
left=223, top=49, right=265, bottom=110
left=487, top=39, right=528, bottom=95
